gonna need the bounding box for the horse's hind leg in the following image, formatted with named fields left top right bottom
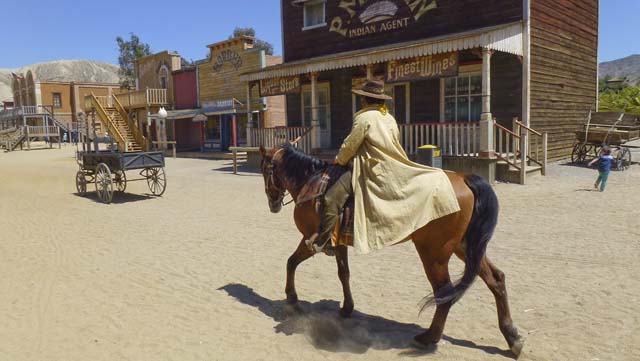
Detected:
left=413, top=244, right=455, bottom=346
left=335, top=245, right=354, bottom=318
left=476, top=256, right=524, bottom=357
left=285, top=238, right=314, bottom=309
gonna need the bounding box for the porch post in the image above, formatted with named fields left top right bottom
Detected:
left=366, top=64, right=374, bottom=80
left=479, top=47, right=495, bottom=159
left=310, top=72, right=321, bottom=151
left=246, top=83, right=253, bottom=146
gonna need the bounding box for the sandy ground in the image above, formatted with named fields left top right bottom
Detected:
left=0, top=144, right=638, bottom=361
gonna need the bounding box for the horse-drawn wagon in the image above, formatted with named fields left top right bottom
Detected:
left=75, top=137, right=166, bottom=204
left=571, top=112, right=640, bottom=170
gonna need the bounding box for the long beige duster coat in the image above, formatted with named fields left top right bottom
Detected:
left=336, top=105, right=461, bottom=254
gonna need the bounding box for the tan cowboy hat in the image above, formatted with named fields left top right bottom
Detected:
left=351, top=80, right=392, bottom=100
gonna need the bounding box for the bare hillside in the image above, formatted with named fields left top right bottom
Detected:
left=0, top=60, right=120, bottom=102
left=599, top=54, right=640, bottom=85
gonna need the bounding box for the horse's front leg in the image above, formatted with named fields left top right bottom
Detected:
left=285, top=238, right=314, bottom=309
left=335, top=245, right=354, bottom=318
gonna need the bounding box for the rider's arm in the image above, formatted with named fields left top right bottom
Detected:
left=336, top=116, right=368, bottom=166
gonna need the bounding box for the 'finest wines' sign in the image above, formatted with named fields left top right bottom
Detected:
left=259, top=76, right=301, bottom=97
left=386, top=52, right=458, bottom=83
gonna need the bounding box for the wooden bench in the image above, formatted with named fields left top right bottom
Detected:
left=229, top=146, right=261, bottom=174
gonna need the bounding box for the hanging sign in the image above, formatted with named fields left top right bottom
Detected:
left=386, top=52, right=458, bottom=83
left=259, top=76, right=301, bottom=97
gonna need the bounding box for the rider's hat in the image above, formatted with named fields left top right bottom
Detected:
left=352, top=80, right=392, bottom=100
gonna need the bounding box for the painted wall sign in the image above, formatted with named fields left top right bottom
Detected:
left=386, top=52, right=458, bottom=83
left=259, top=76, right=301, bottom=97
left=213, top=50, right=243, bottom=73
left=329, top=0, right=438, bottom=39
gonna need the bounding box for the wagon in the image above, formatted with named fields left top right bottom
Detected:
left=75, top=146, right=166, bottom=204
left=571, top=112, right=640, bottom=171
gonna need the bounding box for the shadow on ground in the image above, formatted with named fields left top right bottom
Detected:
left=73, top=192, right=156, bottom=204
left=218, top=283, right=514, bottom=358
left=211, top=164, right=261, bottom=176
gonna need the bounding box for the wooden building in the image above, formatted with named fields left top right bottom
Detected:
left=242, top=0, right=599, bottom=183
left=197, top=36, right=285, bottom=152
left=169, top=67, right=202, bottom=151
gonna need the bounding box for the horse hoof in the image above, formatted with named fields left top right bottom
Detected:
left=339, top=308, right=353, bottom=318
left=283, top=303, right=304, bottom=317
left=510, top=336, right=525, bottom=359
left=413, top=332, right=439, bottom=349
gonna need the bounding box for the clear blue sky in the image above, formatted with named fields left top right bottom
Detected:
left=0, top=0, right=636, bottom=68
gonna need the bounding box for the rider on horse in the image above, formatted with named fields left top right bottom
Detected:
left=306, top=80, right=461, bottom=255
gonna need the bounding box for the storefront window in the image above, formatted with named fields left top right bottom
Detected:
left=443, top=74, right=482, bottom=122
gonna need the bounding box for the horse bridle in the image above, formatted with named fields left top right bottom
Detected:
left=265, top=148, right=294, bottom=208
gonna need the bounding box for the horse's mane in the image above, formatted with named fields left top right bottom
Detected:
left=279, top=143, right=327, bottom=185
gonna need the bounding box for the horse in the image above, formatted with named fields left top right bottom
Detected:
left=258, top=143, right=524, bottom=357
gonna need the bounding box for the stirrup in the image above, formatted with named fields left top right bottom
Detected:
left=305, top=234, right=333, bottom=255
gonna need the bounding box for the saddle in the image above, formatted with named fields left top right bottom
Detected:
left=296, top=165, right=354, bottom=247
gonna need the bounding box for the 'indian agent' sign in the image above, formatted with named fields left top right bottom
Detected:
left=386, top=52, right=458, bottom=83
left=259, top=76, right=301, bottom=97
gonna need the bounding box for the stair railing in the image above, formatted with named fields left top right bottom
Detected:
left=113, top=95, right=148, bottom=151
left=494, top=122, right=521, bottom=171
left=88, top=93, right=128, bottom=152
left=514, top=118, right=548, bottom=176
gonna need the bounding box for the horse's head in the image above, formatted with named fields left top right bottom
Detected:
left=259, top=146, right=286, bottom=213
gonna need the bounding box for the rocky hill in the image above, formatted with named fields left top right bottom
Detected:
left=0, top=60, right=120, bottom=102
left=599, top=54, right=640, bottom=85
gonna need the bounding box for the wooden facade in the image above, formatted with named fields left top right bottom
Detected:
left=197, top=36, right=285, bottom=151
left=244, top=0, right=598, bottom=167
left=282, top=0, right=523, bottom=62
left=135, top=51, right=182, bottom=106
left=529, top=0, right=599, bottom=160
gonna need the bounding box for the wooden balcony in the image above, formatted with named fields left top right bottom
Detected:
left=115, top=89, right=168, bottom=109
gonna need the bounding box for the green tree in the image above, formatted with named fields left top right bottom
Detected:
left=231, top=27, right=274, bottom=55
left=116, top=33, right=152, bottom=89
left=599, top=86, right=640, bottom=114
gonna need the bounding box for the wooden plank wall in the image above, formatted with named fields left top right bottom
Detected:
left=530, top=0, right=599, bottom=160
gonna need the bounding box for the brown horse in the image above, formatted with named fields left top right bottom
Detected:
left=259, top=143, right=523, bottom=357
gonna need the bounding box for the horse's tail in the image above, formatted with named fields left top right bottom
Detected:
left=420, top=174, right=498, bottom=313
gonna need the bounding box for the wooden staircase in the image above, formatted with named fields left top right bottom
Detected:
left=86, top=93, right=147, bottom=152
left=0, top=127, right=26, bottom=151
left=494, top=119, right=548, bottom=184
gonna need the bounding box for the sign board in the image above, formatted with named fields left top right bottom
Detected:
left=386, top=52, right=458, bottom=83
left=259, top=76, right=301, bottom=97
left=192, top=113, right=208, bottom=122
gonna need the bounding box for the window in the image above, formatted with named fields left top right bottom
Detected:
left=443, top=74, right=482, bottom=122
left=52, top=93, right=62, bottom=108
left=158, top=66, right=169, bottom=89
left=301, top=83, right=330, bottom=130
left=303, top=0, right=326, bottom=29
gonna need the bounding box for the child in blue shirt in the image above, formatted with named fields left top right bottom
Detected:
left=588, top=147, right=614, bottom=192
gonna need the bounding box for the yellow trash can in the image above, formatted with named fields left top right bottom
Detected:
left=416, top=145, right=442, bottom=168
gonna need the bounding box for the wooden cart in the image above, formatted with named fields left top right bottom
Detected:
left=75, top=150, right=166, bottom=204
left=571, top=112, right=640, bottom=171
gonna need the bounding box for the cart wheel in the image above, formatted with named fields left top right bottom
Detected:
left=75, top=170, right=87, bottom=196
left=146, top=167, right=166, bottom=196
left=571, top=143, right=588, bottom=163
left=616, top=148, right=631, bottom=171
left=114, top=170, right=127, bottom=192
left=95, top=163, right=114, bottom=204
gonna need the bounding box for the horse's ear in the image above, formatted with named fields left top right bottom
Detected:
left=259, top=146, right=266, bottom=157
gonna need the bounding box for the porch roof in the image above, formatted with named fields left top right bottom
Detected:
left=241, top=22, right=523, bottom=82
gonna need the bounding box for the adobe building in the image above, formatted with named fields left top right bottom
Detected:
left=243, top=0, right=599, bottom=183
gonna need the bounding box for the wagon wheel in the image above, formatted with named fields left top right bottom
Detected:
left=114, top=170, right=127, bottom=192
left=616, top=147, right=632, bottom=171
left=95, top=163, right=114, bottom=204
left=146, top=167, right=166, bottom=196
left=571, top=143, right=589, bottom=163
left=75, top=170, right=87, bottom=196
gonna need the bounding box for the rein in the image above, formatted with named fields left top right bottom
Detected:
left=266, top=148, right=294, bottom=208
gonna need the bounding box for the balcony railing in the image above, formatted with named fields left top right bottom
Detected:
left=249, top=126, right=312, bottom=154
left=115, top=88, right=168, bottom=109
